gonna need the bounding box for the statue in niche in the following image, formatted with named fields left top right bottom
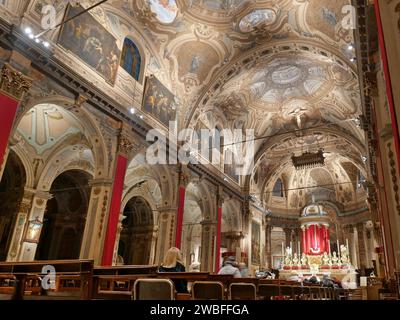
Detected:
left=189, top=54, right=201, bottom=73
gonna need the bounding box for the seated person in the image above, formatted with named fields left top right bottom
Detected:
left=189, top=261, right=201, bottom=272
left=238, top=262, right=249, bottom=278
left=158, top=247, right=188, bottom=293
left=218, top=256, right=241, bottom=278
left=321, top=275, right=335, bottom=287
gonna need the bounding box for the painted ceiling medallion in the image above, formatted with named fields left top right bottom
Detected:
left=239, top=9, right=277, bottom=32
left=202, top=0, right=244, bottom=11
left=248, top=58, right=329, bottom=105
left=149, top=0, right=178, bottom=24
left=271, top=65, right=302, bottom=85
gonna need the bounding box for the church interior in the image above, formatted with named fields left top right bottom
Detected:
left=0, top=0, right=399, bottom=301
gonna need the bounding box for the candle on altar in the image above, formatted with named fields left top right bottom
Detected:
left=337, top=240, right=340, bottom=258
left=282, top=242, right=284, bottom=256
left=298, top=241, right=300, bottom=255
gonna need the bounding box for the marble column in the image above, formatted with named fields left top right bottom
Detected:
left=356, top=223, right=368, bottom=271
left=265, top=224, right=273, bottom=268
left=155, top=206, right=177, bottom=265
left=200, top=219, right=217, bottom=272
left=18, top=191, right=53, bottom=261
left=6, top=188, right=35, bottom=261
left=215, top=191, right=224, bottom=272
left=283, top=227, right=292, bottom=249
left=79, top=179, right=112, bottom=265
left=175, top=165, right=189, bottom=249
left=102, top=132, right=133, bottom=266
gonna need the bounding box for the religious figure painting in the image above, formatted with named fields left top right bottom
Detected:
left=143, top=75, right=177, bottom=127
left=251, top=221, right=261, bottom=265
left=58, top=4, right=120, bottom=84
left=120, top=38, right=142, bottom=81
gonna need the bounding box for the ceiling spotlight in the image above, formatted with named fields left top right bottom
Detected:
left=362, top=156, right=368, bottom=163
left=139, top=115, right=144, bottom=119
left=350, top=57, right=356, bottom=62
left=347, top=44, right=354, bottom=50
left=24, top=27, right=32, bottom=35
left=28, top=34, right=34, bottom=39
left=129, top=107, right=135, bottom=114
left=43, top=41, right=50, bottom=48
left=35, top=38, right=40, bottom=43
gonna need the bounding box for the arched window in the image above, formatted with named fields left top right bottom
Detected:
left=273, top=178, right=284, bottom=197
left=120, top=38, right=142, bottom=81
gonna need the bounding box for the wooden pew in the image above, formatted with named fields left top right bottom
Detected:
left=0, top=260, right=94, bottom=300
left=92, top=265, right=158, bottom=300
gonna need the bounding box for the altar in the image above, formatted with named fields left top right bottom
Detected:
left=279, top=265, right=357, bottom=282
left=279, top=204, right=357, bottom=284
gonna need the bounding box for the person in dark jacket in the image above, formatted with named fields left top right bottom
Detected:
left=158, top=247, right=188, bottom=293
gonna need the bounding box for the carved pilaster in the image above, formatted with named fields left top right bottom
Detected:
left=0, top=63, right=32, bottom=101
left=356, top=223, right=368, bottom=271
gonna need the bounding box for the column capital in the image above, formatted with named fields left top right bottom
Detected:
left=118, top=133, right=135, bottom=158
left=0, top=63, right=32, bottom=101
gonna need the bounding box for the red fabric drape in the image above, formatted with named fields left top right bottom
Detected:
left=175, top=186, right=186, bottom=249
left=101, top=155, right=128, bottom=266
left=0, top=94, right=19, bottom=168
left=215, top=206, right=222, bottom=272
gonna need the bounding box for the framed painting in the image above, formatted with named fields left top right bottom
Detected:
left=58, top=4, right=120, bottom=84
left=142, top=75, right=177, bottom=127
left=251, top=221, right=261, bottom=265
left=24, top=218, right=43, bottom=243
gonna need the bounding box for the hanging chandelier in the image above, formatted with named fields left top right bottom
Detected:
left=291, top=149, right=325, bottom=170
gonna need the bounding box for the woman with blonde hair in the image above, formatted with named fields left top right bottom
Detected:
left=159, top=247, right=188, bottom=293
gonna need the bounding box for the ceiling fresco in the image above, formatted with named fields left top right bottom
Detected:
left=18, top=0, right=367, bottom=215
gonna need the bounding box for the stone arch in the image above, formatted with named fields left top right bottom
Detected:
left=14, top=96, right=109, bottom=181
left=244, top=126, right=368, bottom=195
left=35, top=169, right=92, bottom=260
left=0, top=149, right=26, bottom=261
left=118, top=196, right=155, bottom=265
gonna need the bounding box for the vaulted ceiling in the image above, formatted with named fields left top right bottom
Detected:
left=15, top=0, right=368, bottom=212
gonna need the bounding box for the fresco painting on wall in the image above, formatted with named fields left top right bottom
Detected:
left=143, top=75, right=177, bottom=127
left=251, top=221, right=261, bottom=265
left=58, top=4, right=120, bottom=84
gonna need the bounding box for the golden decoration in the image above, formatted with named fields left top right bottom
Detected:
left=0, top=63, right=33, bottom=100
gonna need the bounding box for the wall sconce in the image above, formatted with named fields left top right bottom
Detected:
left=24, top=218, right=43, bottom=243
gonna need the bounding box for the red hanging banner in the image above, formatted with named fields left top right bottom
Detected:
left=101, top=155, right=128, bottom=266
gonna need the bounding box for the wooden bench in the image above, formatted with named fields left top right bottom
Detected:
left=0, top=260, right=93, bottom=300
left=92, top=265, right=157, bottom=300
